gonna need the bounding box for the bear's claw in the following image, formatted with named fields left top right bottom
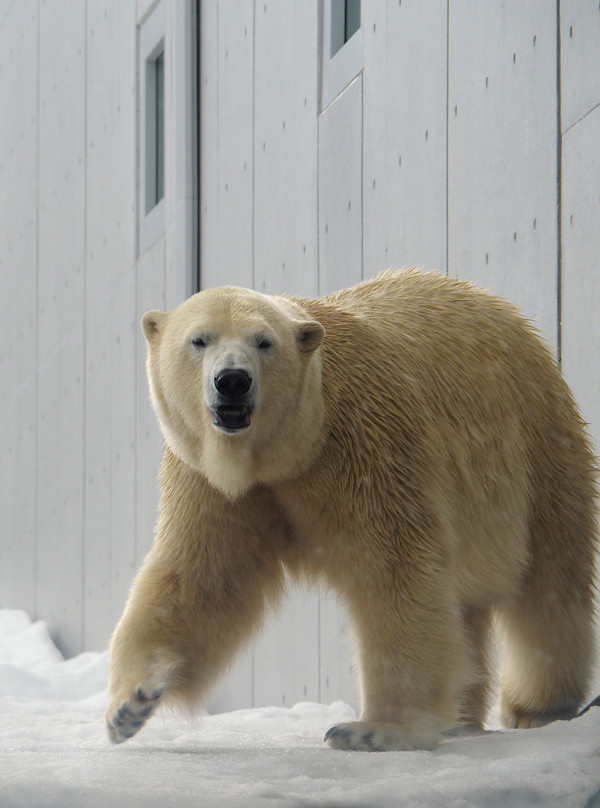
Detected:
left=325, top=724, right=378, bottom=751
left=325, top=721, right=436, bottom=752
left=106, top=687, right=163, bottom=744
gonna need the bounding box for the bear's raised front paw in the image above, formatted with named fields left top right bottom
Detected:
left=325, top=721, right=436, bottom=752
left=106, top=686, right=163, bottom=744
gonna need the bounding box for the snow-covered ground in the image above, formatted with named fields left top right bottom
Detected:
left=1, top=610, right=599, bottom=808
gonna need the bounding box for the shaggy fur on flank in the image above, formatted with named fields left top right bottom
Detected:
left=106, top=269, right=597, bottom=751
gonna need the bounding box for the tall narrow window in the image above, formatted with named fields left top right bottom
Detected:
left=344, top=0, right=361, bottom=45
left=321, top=0, right=364, bottom=109
left=145, top=46, right=165, bottom=214
left=330, top=0, right=361, bottom=57
left=138, top=0, right=197, bottom=267
left=139, top=0, right=166, bottom=253
left=154, top=50, right=165, bottom=206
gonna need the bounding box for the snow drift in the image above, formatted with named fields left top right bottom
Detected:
left=1, top=609, right=599, bottom=807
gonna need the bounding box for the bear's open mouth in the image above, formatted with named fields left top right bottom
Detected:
left=214, top=405, right=252, bottom=432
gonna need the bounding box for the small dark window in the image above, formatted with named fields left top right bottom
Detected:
left=145, top=46, right=165, bottom=213
left=330, top=0, right=361, bottom=57
left=344, top=0, right=361, bottom=44
left=154, top=51, right=164, bottom=206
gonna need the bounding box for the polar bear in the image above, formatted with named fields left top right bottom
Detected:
left=106, top=269, right=597, bottom=751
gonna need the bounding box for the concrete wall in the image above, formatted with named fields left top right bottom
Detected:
left=0, top=0, right=196, bottom=656
left=560, top=0, right=600, bottom=474
left=199, top=0, right=600, bottom=711
left=1, top=0, right=598, bottom=710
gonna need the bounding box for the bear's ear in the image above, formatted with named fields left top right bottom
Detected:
left=296, top=320, right=325, bottom=354
left=142, top=310, right=167, bottom=344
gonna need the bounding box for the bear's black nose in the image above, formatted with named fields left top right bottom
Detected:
left=214, top=368, right=252, bottom=398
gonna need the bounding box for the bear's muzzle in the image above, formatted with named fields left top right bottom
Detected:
left=212, top=368, right=254, bottom=432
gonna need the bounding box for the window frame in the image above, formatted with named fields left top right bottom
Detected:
left=321, top=0, right=364, bottom=111
left=139, top=1, right=166, bottom=252
left=138, top=0, right=198, bottom=290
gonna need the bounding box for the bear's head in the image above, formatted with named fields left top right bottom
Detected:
left=142, top=287, right=326, bottom=499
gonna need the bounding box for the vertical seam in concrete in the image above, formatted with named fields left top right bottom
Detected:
left=316, top=3, right=322, bottom=296
left=445, top=0, right=450, bottom=277
left=34, top=0, right=41, bottom=620
left=251, top=1, right=256, bottom=293
left=82, top=0, right=89, bottom=649
left=251, top=0, right=256, bottom=707
left=134, top=6, right=141, bottom=567
left=195, top=0, right=201, bottom=292
left=360, top=70, right=364, bottom=281
left=556, top=0, right=563, bottom=366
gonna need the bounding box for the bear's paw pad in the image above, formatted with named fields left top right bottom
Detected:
left=324, top=721, right=435, bottom=752
left=106, top=686, right=163, bottom=744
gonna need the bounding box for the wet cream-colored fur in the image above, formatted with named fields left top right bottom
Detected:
left=106, top=270, right=597, bottom=751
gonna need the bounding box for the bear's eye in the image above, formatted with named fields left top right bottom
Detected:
left=192, top=336, right=207, bottom=349
left=257, top=338, right=272, bottom=351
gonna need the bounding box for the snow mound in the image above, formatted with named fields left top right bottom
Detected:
left=1, top=609, right=599, bottom=807
left=0, top=610, right=107, bottom=701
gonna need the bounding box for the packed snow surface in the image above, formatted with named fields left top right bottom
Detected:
left=1, top=610, right=599, bottom=807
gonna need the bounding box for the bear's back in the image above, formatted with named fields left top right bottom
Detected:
left=291, top=268, right=588, bottom=539
left=298, top=268, right=553, bottom=425
left=283, top=269, right=593, bottom=606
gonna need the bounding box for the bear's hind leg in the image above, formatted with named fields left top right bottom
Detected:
left=498, top=397, right=598, bottom=729
left=460, top=605, right=493, bottom=729
left=498, top=492, right=596, bottom=729
left=498, top=586, right=595, bottom=728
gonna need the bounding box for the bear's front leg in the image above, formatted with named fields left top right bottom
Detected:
left=106, top=661, right=175, bottom=744
left=325, top=571, right=471, bottom=752
left=105, top=456, right=287, bottom=743
left=106, top=544, right=283, bottom=743
left=105, top=561, right=190, bottom=743
left=106, top=627, right=184, bottom=743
